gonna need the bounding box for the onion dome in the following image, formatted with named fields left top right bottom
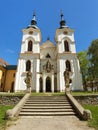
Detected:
left=27, top=11, right=38, bottom=29
left=59, top=11, right=68, bottom=28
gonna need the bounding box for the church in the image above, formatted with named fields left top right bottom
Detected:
left=14, top=12, right=83, bottom=93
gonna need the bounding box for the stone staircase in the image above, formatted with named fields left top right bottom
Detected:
left=19, top=95, right=77, bottom=116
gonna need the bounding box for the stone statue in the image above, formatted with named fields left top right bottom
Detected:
left=46, top=60, right=51, bottom=72
left=43, top=60, right=54, bottom=73
left=24, top=71, right=32, bottom=92
left=64, top=68, right=70, bottom=88
left=51, top=65, right=54, bottom=70
left=43, top=65, right=46, bottom=70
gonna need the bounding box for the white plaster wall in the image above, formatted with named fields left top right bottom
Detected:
left=21, top=39, right=40, bottom=53
left=22, top=31, right=41, bottom=42
left=33, top=43, right=40, bottom=53
left=40, top=47, right=56, bottom=59
left=36, top=59, right=40, bottom=92
left=57, top=32, right=74, bottom=42
left=21, top=29, right=41, bottom=54
left=57, top=54, right=83, bottom=91
left=15, top=27, right=41, bottom=92
left=57, top=36, right=76, bottom=53
left=15, top=56, right=38, bottom=92
left=71, top=58, right=83, bottom=90
left=15, top=59, right=26, bottom=91
left=57, top=59, right=64, bottom=92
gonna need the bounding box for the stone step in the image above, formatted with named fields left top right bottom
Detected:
left=25, top=102, right=70, bottom=104
left=29, top=96, right=67, bottom=100
left=21, top=108, right=74, bottom=112
left=22, top=105, right=73, bottom=109
left=19, top=96, right=77, bottom=117
left=19, top=111, right=76, bottom=116
left=26, top=99, right=69, bottom=102
left=24, top=103, right=71, bottom=106
left=29, top=96, right=66, bottom=98
left=27, top=98, right=68, bottom=100
left=28, top=99, right=68, bottom=101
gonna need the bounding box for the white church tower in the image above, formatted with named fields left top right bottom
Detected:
left=15, top=13, right=42, bottom=92
left=14, top=12, right=83, bottom=92
left=55, top=12, right=83, bottom=91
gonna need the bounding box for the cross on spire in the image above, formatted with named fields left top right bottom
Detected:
left=60, top=10, right=64, bottom=21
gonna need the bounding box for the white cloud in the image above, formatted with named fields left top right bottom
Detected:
left=6, top=49, right=15, bottom=54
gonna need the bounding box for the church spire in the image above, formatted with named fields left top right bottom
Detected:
left=31, top=11, right=37, bottom=25
left=60, top=10, right=66, bottom=28
left=27, top=11, right=38, bottom=29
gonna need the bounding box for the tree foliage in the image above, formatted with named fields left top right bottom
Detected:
left=77, top=51, right=89, bottom=83
left=78, top=39, right=98, bottom=91
left=88, top=39, right=98, bottom=79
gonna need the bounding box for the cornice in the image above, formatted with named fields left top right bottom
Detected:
left=57, top=52, right=77, bottom=59
left=22, top=27, right=41, bottom=33
left=20, top=52, right=40, bottom=57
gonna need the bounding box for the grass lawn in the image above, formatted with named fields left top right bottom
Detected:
left=0, top=105, right=13, bottom=130
left=0, top=92, right=25, bottom=96
left=83, top=105, right=98, bottom=130
left=71, top=91, right=98, bottom=96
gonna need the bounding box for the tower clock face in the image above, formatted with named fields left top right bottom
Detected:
left=29, top=31, right=33, bottom=35
left=63, top=31, right=68, bottom=35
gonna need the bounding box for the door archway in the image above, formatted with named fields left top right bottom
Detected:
left=46, top=77, right=51, bottom=92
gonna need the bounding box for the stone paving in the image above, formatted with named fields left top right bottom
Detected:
left=6, top=116, right=95, bottom=130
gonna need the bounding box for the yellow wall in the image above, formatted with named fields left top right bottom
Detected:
left=0, top=66, right=6, bottom=92
left=4, top=70, right=16, bottom=92
left=0, top=70, right=2, bottom=88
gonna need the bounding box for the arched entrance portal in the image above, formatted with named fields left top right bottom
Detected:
left=46, top=77, right=51, bottom=92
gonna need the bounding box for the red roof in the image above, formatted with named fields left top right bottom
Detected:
left=0, top=58, right=9, bottom=66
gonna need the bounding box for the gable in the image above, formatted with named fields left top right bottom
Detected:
left=41, top=40, right=55, bottom=49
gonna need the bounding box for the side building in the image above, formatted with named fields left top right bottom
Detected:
left=0, top=59, right=16, bottom=92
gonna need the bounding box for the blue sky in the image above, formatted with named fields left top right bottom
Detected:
left=0, top=0, right=98, bottom=64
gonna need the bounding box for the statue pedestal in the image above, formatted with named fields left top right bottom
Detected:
left=65, top=87, right=70, bottom=93
left=26, top=87, right=31, bottom=93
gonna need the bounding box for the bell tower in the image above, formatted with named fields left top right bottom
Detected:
left=55, top=12, right=83, bottom=91
left=15, top=12, right=42, bottom=92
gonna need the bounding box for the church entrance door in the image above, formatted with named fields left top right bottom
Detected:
left=46, top=77, right=51, bottom=92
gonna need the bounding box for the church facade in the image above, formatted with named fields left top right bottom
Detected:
left=14, top=13, right=83, bottom=92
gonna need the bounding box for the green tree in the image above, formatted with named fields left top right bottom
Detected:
left=88, top=39, right=98, bottom=79
left=77, top=51, right=89, bottom=90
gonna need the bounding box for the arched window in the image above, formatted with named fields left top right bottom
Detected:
left=66, top=60, right=71, bottom=71
left=64, top=40, right=69, bottom=52
left=26, top=60, right=31, bottom=71
left=28, top=40, right=33, bottom=51
left=46, top=53, right=51, bottom=58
